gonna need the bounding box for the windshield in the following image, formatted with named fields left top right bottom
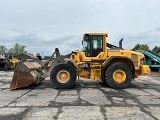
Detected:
left=82, top=35, right=90, bottom=52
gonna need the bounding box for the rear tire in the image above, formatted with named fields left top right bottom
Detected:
left=105, top=63, right=133, bottom=89
left=50, top=63, right=76, bottom=88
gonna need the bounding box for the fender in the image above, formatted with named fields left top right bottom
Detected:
left=64, top=58, right=78, bottom=71
left=101, top=56, right=135, bottom=80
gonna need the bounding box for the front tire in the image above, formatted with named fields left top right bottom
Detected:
left=3, top=63, right=10, bottom=71
left=50, top=63, right=76, bottom=89
left=150, top=67, right=159, bottom=71
left=105, top=63, right=133, bottom=89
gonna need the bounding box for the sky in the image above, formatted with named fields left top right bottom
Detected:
left=0, top=0, right=160, bottom=56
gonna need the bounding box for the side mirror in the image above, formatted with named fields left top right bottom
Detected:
left=82, top=40, right=83, bottom=45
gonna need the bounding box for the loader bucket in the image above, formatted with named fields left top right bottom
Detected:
left=10, top=51, right=72, bottom=90
left=10, top=60, right=43, bottom=90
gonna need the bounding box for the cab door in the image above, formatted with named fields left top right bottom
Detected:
left=91, top=36, right=103, bottom=57
left=82, top=35, right=106, bottom=60
left=83, top=35, right=103, bottom=57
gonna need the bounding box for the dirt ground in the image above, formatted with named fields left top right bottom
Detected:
left=0, top=71, right=160, bottom=120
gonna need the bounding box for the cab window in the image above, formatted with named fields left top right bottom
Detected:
left=82, top=35, right=103, bottom=57
left=92, top=36, right=103, bottom=57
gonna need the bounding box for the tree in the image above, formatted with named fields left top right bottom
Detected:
left=132, top=44, right=150, bottom=51
left=8, top=43, right=27, bottom=55
left=139, top=44, right=150, bottom=51
left=0, top=45, right=7, bottom=53
left=132, top=44, right=141, bottom=51
left=36, top=53, right=41, bottom=56
left=152, top=46, right=160, bottom=54
left=8, top=48, right=15, bottom=54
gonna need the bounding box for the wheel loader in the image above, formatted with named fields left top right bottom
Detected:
left=10, top=33, right=150, bottom=90
left=0, top=53, right=19, bottom=70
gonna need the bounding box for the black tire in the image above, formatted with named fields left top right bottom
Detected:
left=150, top=67, right=159, bottom=71
left=101, top=76, right=105, bottom=82
left=50, top=63, right=76, bottom=89
left=105, top=62, right=133, bottom=89
left=3, top=63, right=10, bottom=71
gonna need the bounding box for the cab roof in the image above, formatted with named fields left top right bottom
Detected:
left=84, top=32, right=108, bottom=37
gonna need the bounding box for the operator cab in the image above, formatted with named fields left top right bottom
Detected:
left=82, top=33, right=107, bottom=57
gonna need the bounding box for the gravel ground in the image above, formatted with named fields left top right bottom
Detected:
left=0, top=70, right=160, bottom=120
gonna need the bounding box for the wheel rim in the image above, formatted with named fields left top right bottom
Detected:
left=113, top=69, right=126, bottom=83
left=56, top=70, right=70, bottom=83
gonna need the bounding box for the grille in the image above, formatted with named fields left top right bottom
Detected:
left=131, top=54, right=138, bottom=67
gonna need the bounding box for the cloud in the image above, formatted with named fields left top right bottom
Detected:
left=0, top=30, right=82, bottom=56
left=122, top=28, right=160, bottom=50
left=8, top=28, right=25, bottom=33
left=1, top=0, right=160, bottom=56
left=154, top=27, right=160, bottom=32
left=1, top=27, right=160, bottom=56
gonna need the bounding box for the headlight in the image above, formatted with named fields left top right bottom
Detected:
left=140, top=58, right=145, bottom=65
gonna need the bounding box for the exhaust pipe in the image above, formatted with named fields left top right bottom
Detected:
left=119, top=38, right=123, bottom=49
